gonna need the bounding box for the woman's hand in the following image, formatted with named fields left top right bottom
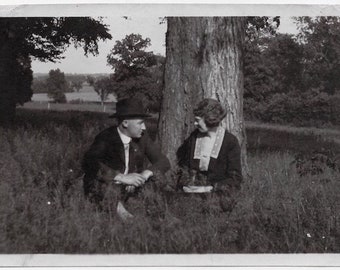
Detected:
left=125, top=185, right=136, bottom=193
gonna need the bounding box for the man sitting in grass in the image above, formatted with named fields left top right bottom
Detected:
left=82, top=98, right=171, bottom=221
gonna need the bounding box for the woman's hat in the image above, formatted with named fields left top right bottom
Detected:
left=109, top=98, right=152, bottom=118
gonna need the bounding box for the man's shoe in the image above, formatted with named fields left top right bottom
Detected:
left=117, top=201, right=134, bottom=222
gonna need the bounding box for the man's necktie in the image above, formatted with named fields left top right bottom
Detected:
left=123, top=143, right=129, bottom=175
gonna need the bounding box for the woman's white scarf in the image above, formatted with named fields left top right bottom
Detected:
left=193, top=127, right=225, bottom=171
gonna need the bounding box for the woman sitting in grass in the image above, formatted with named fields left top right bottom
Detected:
left=176, top=98, right=243, bottom=212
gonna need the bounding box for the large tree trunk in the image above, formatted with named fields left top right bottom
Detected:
left=0, top=26, right=33, bottom=126
left=0, top=36, right=16, bottom=126
left=159, top=17, right=249, bottom=176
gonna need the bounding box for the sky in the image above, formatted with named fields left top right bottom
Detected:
left=31, top=16, right=298, bottom=74
left=31, top=16, right=167, bottom=74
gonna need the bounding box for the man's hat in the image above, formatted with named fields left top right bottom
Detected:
left=109, top=98, right=152, bottom=118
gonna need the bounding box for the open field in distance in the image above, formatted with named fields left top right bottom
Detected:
left=21, top=101, right=115, bottom=113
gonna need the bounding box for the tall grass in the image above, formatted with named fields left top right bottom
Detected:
left=247, top=121, right=340, bottom=158
left=0, top=109, right=339, bottom=253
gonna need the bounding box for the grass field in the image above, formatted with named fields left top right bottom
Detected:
left=0, top=108, right=339, bottom=253
left=22, top=101, right=115, bottom=113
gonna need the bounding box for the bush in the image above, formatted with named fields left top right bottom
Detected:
left=245, top=90, right=340, bottom=127
left=46, top=69, right=70, bottom=103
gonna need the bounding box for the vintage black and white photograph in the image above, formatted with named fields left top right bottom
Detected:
left=0, top=1, right=340, bottom=267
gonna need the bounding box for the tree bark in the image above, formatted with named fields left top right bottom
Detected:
left=0, top=24, right=32, bottom=126
left=0, top=35, right=17, bottom=126
left=159, top=17, right=249, bottom=176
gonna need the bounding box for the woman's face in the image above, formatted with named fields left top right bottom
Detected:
left=194, top=116, right=209, bottom=133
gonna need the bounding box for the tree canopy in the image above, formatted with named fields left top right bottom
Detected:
left=107, top=33, right=157, bottom=81
left=244, top=16, right=340, bottom=126
left=0, top=17, right=112, bottom=125
left=106, top=33, right=164, bottom=112
left=295, top=16, right=340, bottom=94
left=0, top=17, right=111, bottom=62
left=46, top=69, right=69, bottom=103
left=93, top=76, right=113, bottom=105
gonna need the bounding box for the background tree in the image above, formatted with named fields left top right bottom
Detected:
left=246, top=16, right=280, bottom=41
left=243, top=16, right=281, bottom=100
left=31, top=78, right=48, bottom=94
left=295, top=16, right=340, bottom=95
left=66, top=74, right=87, bottom=92
left=70, top=81, right=83, bottom=92
left=263, top=34, right=304, bottom=94
left=243, top=16, right=340, bottom=126
left=86, top=75, right=95, bottom=87
left=93, top=76, right=113, bottom=106
left=244, top=33, right=304, bottom=119
left=106, top=33, right=164, bottom=112
left=46, top=69, right=69, bottom=103
left=244, top=32, right=276, bottom=103
left=0, top=17, right=111, bottom=125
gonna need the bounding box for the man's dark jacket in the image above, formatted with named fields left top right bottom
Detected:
left=177, top=129, right=242, bottom=197
left=82, top=126, right=170, bottom=203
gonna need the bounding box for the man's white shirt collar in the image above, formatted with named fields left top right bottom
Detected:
left=117, top=127, right=132, bottom=144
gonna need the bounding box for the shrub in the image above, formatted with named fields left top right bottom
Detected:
left=244, top=90, right=340, bottom=128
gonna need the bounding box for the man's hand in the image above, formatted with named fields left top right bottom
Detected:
left=140, top=170, right=153, bottom=181
left=114, top=173, right=146, bottom=187
left=125, top=185, right=136, bottom=193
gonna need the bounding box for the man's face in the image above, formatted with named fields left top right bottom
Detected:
left=123, top=118, right=146, bottom=138
left=194, top=116, right=208, bottom=133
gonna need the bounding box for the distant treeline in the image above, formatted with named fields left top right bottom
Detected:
left=243, top=17, right=340, bottom=128
left=31, top=73, right=109, bottom=94
left=33, top=17, right=340, bottom=128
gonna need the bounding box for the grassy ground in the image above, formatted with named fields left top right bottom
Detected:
left=247, top=121, right=340, bottom=158
left=0, top=108, right=339, bottom=253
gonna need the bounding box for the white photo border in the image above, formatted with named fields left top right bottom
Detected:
left=0, top=1, right=340, bottom=268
